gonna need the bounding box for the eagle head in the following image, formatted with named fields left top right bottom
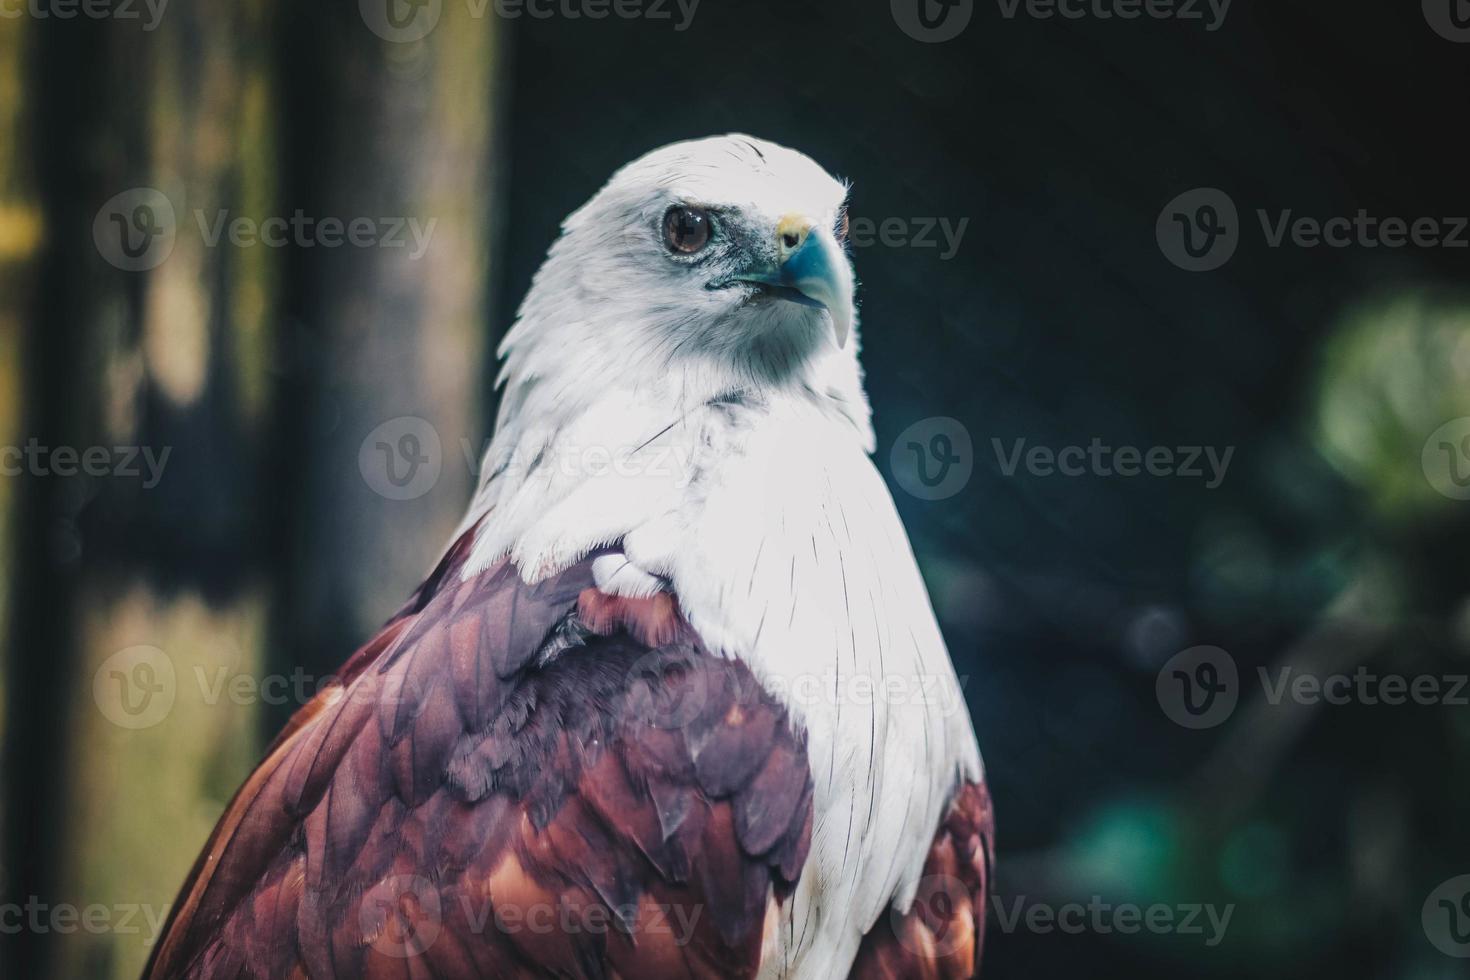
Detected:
left=500, top=135, right=856, bottom=398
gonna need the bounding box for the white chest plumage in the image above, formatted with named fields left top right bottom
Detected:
left=460, top=381, right=982, bottom=977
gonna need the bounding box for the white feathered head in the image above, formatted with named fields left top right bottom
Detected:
left=495, top=135, right=864, bottom=433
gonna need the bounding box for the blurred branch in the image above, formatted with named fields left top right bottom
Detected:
left=1186, top=575, right=1398, bottom=826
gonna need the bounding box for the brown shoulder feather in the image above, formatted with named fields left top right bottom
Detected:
left=145, top=536, right=814, bottom=980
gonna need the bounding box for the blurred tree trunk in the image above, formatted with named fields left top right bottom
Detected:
left=8, top=5, right=281, bottom=979
left=2, top=4, right=502, bottom=979
left=2, top=15, right=141, bottom=980
left=269, top=2, right=502, bottom=714
left=0, top=6, right=40, bottom=961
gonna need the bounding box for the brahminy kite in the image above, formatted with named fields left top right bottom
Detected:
left=145, top=135, right=993, bottom=979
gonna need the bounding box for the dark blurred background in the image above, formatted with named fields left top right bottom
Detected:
left=2, top=1, right=1469, bottom=977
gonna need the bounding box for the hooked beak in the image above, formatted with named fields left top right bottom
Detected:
left=735, top=214, right=854, bottom=348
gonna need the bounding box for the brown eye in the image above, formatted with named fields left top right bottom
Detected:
left=835, top=210, right=850, bottom=245
left=663, top=206, right=713, bottom=254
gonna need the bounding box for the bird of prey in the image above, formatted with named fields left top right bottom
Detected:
left=145, top=135, right=992, bottom=979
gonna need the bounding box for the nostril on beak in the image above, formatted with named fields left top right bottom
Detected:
left=781, top=231, right=802, bottom=249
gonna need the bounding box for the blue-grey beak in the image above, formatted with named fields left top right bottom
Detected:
left=737, top=215, right=854, bottom=348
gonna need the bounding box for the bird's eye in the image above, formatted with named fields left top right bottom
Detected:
left=663, top=206, right=713, bottom=255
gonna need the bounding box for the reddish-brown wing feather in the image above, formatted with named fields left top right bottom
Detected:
left=848, top=781, right=995, bottom=980
left=145, top=537, right=814, bottom=980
